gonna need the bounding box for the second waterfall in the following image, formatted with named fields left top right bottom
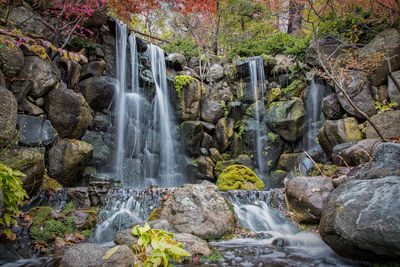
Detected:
left=113, top=23, right=184, bottom=187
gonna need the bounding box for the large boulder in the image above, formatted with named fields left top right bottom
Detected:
left=59, top=243, right=136, bottom=267
left=81, top=131, right=111, bottom=167
left=48, top=139, right=93, bottom=186
left=319, top=177, right=400, bottom=261
left=180, top=121, right=203, bottom=156
left=360, top=28, right=400, bottom=87
left=194, top=156, right=215, bottom=181
left=76, top=76, right=116, bottom=111
left=321, top=93, right=344, bottom=120
left=176, top=77, right=201, bottom=121
left=335, top=71, right=376, bottom=119
left=214, top=154, right=254, bottom=178
left=45, top=85, right=91, bottom=139
left=332, top=139, right=382, bottom=166
left=366, top=110, right=400, bottom=139
left=0, top=35, right=24, bottom=78
left=207, top=63, right=224, bottom=82
left=216, top=164, right=263, bottom=190
left=317, top=117, right=363, bottom=156
left=17, top=115, right=58, bottom=146
left=166, top=53, right=186, bottom=71
left=200, top=99, right=224, bottom=123
left=306, top=36, right=348, bottom=68
left=265, top=98, right=305, bottom=142
left=173, top=233, right=212, bottom=256
left=0, top=86, right=17, bottom=145
left=388, top=70, right=400, bottom=105
left=355, top=142, right=400, bottom=180
left=155, top=182, right=236, bottom=240
left=215, top=117, right=234, bottom=152
left=286, top=176, right=334, bottom=223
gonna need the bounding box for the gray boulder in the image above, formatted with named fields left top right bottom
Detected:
left=194, top=156, right=215, bottom=180
left=366, top=110, right=400, bottom=139
left=388, top=70, right=400, bottom=105
left=176, top=77, right=201, bottom=121
left=18, top=99, right=45, bottom=116
left=81, top=60, right=106, bottom=79
left=319, top=177, right=400, bottom=261
left=76, top=76, right=116, bottom=111
left=277, top=153, right=302, bottom=172
left=286, top=176, right=334, bottom=223
left=0, top=35, right=24, bottom=78
left=332, top=139, right=382, bottom=166
left=321, top=93, right=344, bottom=120
left=200, top=98, right=224, bottom=124
left=0, top=86, right=17, bottom=145
left=82, top=131, right=111, bottom=167
left=166, top=53, right=186, bottom=71
left=207, top=63, right=224, bottom=82
left=17, top=114, right=57, bottom=146
left=174, top=233, right=212, bottom=256
left=306, top=36, right=348, bottom=68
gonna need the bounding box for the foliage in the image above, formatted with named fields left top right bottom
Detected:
left=219, top=100, right=230, bottom=117
left=162, top=39, right=198, bottom=58
left=71, top=37, right=100, bottom=55
left=375, top=99, right=398, bottom=113
left=30, top=219, right=65, bottom=243
left=282, top=80, right=305, bottom=98
left=128, top=223, right=191, bottom=267
left=174, top=75, right=193, bottom=98
left=0, top=163, right=28, bottom=235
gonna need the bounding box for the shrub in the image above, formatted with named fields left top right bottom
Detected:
left=71, top=37, right=100, bottom=55
left=162, top=39, right=198, bottom=58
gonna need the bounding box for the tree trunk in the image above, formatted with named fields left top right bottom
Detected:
left=287, top=0, right=304, bottom=35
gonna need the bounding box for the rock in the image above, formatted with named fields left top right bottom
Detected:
left=93, top=112, right=110, bottom=132
left=48, top=139, right=93, bottom=186
left=180, top=121, right=203, bottom=156
left=195, top=156, right=214, bottom=180
left=200, top=99, right=224, bottom=123
left=377, top=84, right=389, bottom=102
left=0, top=70, right=4, bottom=87
left=335, top=71, right=376, bottom=119
left=0, top=188, right=2, bottom=217
left=355, top=142, right=400, bottom=180
left=67, top=210, right=97, bottom=230
left=319, top=177, right=400, bottom=261
left=0, top=86, right=17, bottom=145
left=59, top=243, right=135, bottom=267
left=174, top=233, right=212, bottom=256
left=76, top=76, right=116, bottom=111
left=156, top=182, right=236, bottom=239
left=360, top=28, right=400, bottom=87
left=166, top=53, right=186, bottom=71
left=282, top=80, right=305, bottom=98
left=209, top=148, right=223, bottom=163
left=83, top=9, right=107, bottom=28
left=271, top=237, right=290, bottom=248
left=265, top=98, right=305, bottom=142
left=59, top=56, right=81, bottom=88
left=277, top=153, right=302, bottom=172
left=234, top=56, right=267, bottom=80
left=272, top=54, right=295, bottom=75
left=0, top=35, right=24, bottom=78
left=114, top=228, right=138, bottom=249
left=81, top=60, right=107, bottom=79
left=214, top=154, right=253, bottom=178
left=286, top=176, right=333, bottom=223
left=366, top=110, right=400, bottom=139
left=18, top=99, right=45, bottom=116
left=317, top=117, right=363, bottom=156
left=217, top=164, right=263, bottom=190
left=176, top=77, right=201, bottom=121
left=103, top=34, right=116, bottom=77
left=45, top=85, right=91, bottom=139
left=270, top=170, right=288, bottom=188
left=89, top=181, right=112, bottom=206
left=215, top=118, right=234, bottom=152
left=201, top=121, right=216, bottom=134
left=321, top=94, right=344, bottom=120
left=257, top=132, right=284, bottom=174
left=132, top=220, right=175, bottom=233
left=388, top=70, right=400, bottom=105
left=208, top=63, right=224, bottom=82
left=332, top=139, right=383, bottom=166
left=267, top=87, right=282, bottom=104
left=306, top=37, right=348, bottom=68
left=82, top=131, right=111, bottom=167
left=201, top=132, right=214, bottom=149
left=200, top=147, right=208, bottom=156
left=17, top=114, right=57, bottom=146
left=67, top=187, right=91, bottom=209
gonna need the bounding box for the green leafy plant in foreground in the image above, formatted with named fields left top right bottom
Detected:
left=126, top=223, right=190, bottom=266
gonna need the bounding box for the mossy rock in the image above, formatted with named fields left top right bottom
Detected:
left=148, top=206, right=163, bottom=221
left=40, top=175, right=63, bottom=190
left=282, top=80, right=305, bottom=98
left=216, top=164, right=264, bottom=191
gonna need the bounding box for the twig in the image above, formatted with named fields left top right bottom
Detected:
left=335, top=154, right=350, bottom=168
left=304, top=151, right=326, bottom=177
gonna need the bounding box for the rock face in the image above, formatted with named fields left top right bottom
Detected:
left=0, top=86, right=17, bottom=144
left=216, top=164, right=263, bottom=190
left=355, top=142, right=400, bottom=180
left=48, top=139, right=93, bottom=186
left=366, top=110, right=400, bottom=139
left=215, top=118, right=234, bottom=152
left=388, top=70, right=400, bottom=105
left=319, top=177, right=400, bottom=261
left=180, top=121, right=203, bottom=156
left=360, top=28, right=400, bottom=87
left=82, top=131, right=111, bottom=167
left=17, top=115, right=58, bottom=146
left=335, top=71, right=376, bottom=119
left=156, top=182, right=236, bottom=240
left=266, top=98, right=305, bottom=142
left=318, top=117, right=363, bottom=156
left=286, top=176, right=334, bottom=223
left=177, top=78, right=201, bottom=121
left=76, top=76, right=116, bottom=111
left=59, top=243, right=136, bottom=267
left=45, top=85, right=91, bottom=139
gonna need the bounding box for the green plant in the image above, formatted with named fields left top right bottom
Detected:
left=174, top=75, right=193, bottom=98
left=267, top=132, right=277, bottom=142
left=71, top=37, right=100, bottom=55
left=197, top=248, right=223, bottom=263
left=62, top=202, right=75, bottom=214
left=219, top=101, right=230, bottom=117
left=162, top=39, right=198, bottom=58
left=375, top=99, right=398, bottom=113
left=30, top=219, right=65, bottom=243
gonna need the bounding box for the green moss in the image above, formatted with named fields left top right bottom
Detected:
left=198, top=248, right=223, bottom=263
left=282, top=80, right=305, bottom=98
left=267, top=132, right=277, bottom=142
left=276, top=169, right=286, bottom=174
left=148, top=206, right=163, bottom=221
left=62, top=202, right=75, bottom=214
left=217, top=164, right=264, bottom=191
left=308, top=164, right=337, bottom=176
left=267, top=160, right=272, bottom=167
left=221, top=153, right=231, bottom=160
left=174, top=75, right=193, bottom=98
left=30, top=219, right=65, bottom=243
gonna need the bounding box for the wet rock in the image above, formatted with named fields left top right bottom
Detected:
left=267, top=87, right=282, bottom=104
left=194, top=156, right=215, bottom=180
left=93, top=112, right=110, bottom=132
left=265, top=98, right=305, bottom=142
left=89, top=181, right=112, bottom=206
left=271, top=237, right=290, bottom=248
left=76, top=76, right=116, bottom=111
left=17, top=114, right=57, bottom=146
left=366, top=110, right=400, bottom=139
left=217, top=164, right=263, bottom=190
left=332, top=139, right=383, bottom=166
left=360, top=28, right=400, bottom=87
left=388, top=70, right=400, bottom=105
left=67, top=187, right=91, bottom=209
left=166, top=53, right=186, bottom=71
left=319, top=177, right=400, bottom=261
left=157, top=181, right=236, bottom=240
left=67, top=210, right=97, bottom=230
left=270, top=170, right=288, bottom=188
left=277, top=153, right=302, bottom=172
left=200, top=98, right=224, bottom=123
left=201, top=132, right=214, bottom=149
left=317, top=117, right=363, bottom=156
left=258, top=132, right=284, bottom=174
left=214, top=154, right=254, bottom=178
left=82, top=131, right=111, bottom=167
left=0, top=35, right=24, bottom=78
left=355, top=142, right=400, bottom=179
left=207, top=63, right=224, bottom=82
left=215, top=117, right=234, bottom=152
left=180, top=121, right=203, bottom=156
left=286, top=176, right=334, bottom=223
left=0, top=86, right=17, bottom=145
left=103, top=33, right=116, bottom=77
left=335, top=70, right=376, bottom=119
left=176, top=78, right=201, bottom=121
left=321, top=94, right=344, bottom=120
left=45, top=85, right=91, bottom=139
left=81, top=60, right=107, bottom=79
left=48, top=139, right=93, bottom=186
left=209, top=148, right=223, bottom=163
left=174, top=233, right=212, bottom=256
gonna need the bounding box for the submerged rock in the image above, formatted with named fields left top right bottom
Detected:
left=217, top=164, right=264, bottom=190
left=319, top=177, right=400, bottom=261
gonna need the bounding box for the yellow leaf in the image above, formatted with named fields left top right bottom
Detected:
left=103, top=245, right=121, bottom=259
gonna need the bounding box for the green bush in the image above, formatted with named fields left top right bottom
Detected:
left=162, top=39, right=198, bottom=58
left=71, top=37, right=100, bottom=55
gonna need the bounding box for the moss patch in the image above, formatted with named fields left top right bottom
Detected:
left=174, top=75, right=193, bottom=98
left=282, top=80, right=305, bottom=98
left=217, top=164, right=264, bottom=190
left=148, top=206, right=163, bottom=221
